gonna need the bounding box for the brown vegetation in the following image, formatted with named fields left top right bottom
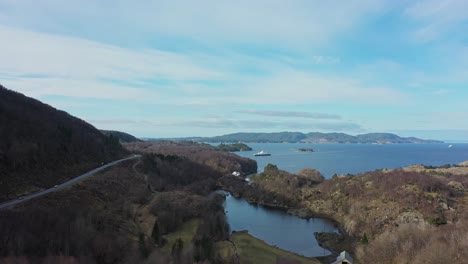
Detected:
left=140, top=153, right=221, bottom=194
left=0, top=160, right=150, bottom=263
left=297, top=168, right=324, bottom=183
left=133, top=146, right=242, bottom=263
left=220, top=164, right=325, bottom=210
left=124, top=141, right=257, bottom=175
left=1, top=140, right=249, bottom=263
left=223, top=163, right=468, bottom=263
left=358, top=222, right=468, bottom=263
left=311, top=170, right=468, bottom=235
left=402, top=162, right=468, bottom=176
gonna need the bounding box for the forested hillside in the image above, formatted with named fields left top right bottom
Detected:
left=100, top=130, right=142, bottom=143
left=124, top=141, right=257, bottom=175
left=0, top=146, right=246, bottom=263
left=0, top=85, right=127, bottom=201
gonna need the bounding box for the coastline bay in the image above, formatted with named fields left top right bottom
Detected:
left=233, top=143, right=468, bottom=177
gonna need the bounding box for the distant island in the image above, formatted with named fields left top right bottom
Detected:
left=183, top=132, right=443, bottom=144
left=297, top=148, right=314, bottom=152
left=215, top=143, right=252, bottom=152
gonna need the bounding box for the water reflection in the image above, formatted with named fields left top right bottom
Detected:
left=220, top=191, right=338, bottom=257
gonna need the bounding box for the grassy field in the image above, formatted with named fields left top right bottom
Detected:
left=161, top=218, right=200, bottom=253
left=230, top=231, right=321, bottom=264
left=214, top=240, right=236, bottom=261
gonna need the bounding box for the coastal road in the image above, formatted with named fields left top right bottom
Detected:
left=0, top=154, right=141, bottom=210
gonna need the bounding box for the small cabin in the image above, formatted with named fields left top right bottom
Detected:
left=331, top=251, right=353, bottom=264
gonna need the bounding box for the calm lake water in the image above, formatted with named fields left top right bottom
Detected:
left=235, top=143, right=468, bottom=177
left=220, top=191, right=338, bottom=257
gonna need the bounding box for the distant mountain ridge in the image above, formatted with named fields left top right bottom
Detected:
left=187, top=132, right=443, bottom=144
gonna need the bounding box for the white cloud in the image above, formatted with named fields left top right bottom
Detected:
left=2, top=0, right=467, bottom=138
left=169, top=117, right=363, bottom=132
left=243, top=70, right=408, bottom=105
left=432, top=89, right=449, bottom=95
left=405, top=0, right=468, bottom=42
left=0, top=24, right=408, bottom=106
left=237, top=110, right=341, bottom=119
left=0, top=25, right=223, bottom=81
left=2, top=76, right=160, bottom=100
left=405, top=0, right=468, bottom=21
left=86, top=118, right=152, bottom=125
left=311, top=56, right=341, bottom=64
left=0, top=0, right=388, bottom=47
left=0, top=25, right=224, bottom=100
left=394, top=129, right=468, bottom=141
left=375, top=111, right=468, bottom=131
left=83, top=114, right=364, bottom=136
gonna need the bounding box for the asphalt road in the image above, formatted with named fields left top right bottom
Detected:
left=0, top=154, right=141, bottom=210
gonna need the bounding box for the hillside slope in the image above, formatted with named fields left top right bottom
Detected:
left=100, top=130, right=142, bottom=143
left=0, top=85, right=127, bottom=201
left=124, top=141, right=257, bottom=175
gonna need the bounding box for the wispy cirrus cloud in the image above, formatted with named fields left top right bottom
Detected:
left=0, top=24, right=408, bottom=106
left=0, top=0, right=389, bottom=48
left=244, top=70, right=408, bottom=105
left=175, top=118, right=363, bottom=132
left=86, top=118, right=153, bottom=125
left=1, top=0, right=468, bottom=140
left=0, top=25, right=223, bottom=81
left=0, top=25, right=224, bottom=101
left=311, top=56, right=341, bottom=64
left=404, top=0, right=468, bottom=42
left=237, top=110, right=341, bottom=119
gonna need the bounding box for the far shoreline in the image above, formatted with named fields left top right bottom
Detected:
left=200, top=141, right=449, bottom=144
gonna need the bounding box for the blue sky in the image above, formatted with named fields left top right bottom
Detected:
left=0, top=0, right=467, bottom=141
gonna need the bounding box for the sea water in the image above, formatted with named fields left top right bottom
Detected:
left=235, top=143, right=468, bottom=177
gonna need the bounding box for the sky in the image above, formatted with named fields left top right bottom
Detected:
left=0, top=0, right=467, bottom=141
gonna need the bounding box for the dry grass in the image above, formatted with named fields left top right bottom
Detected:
left=160, top=219, right=200, bottom=254
left=358, top=222, right=468, bottom=263
left=402, top=163, right=468, bottom=176
left=229, top=231, right=320, bottom=264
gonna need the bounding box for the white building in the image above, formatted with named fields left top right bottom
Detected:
left=331, top=251, right=353, bottom=264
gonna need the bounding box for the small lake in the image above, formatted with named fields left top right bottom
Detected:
left=220, top=191, right=338, bottom=257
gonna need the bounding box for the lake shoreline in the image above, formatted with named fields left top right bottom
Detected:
left=242, top=193, right=354, bottom=256
left=219, top=189, right=351, bottom=258
left=229, top=230, right=321, bottom=263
